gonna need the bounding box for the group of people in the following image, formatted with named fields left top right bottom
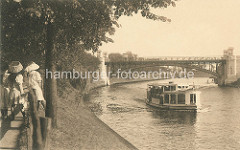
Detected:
left=0, top=61, right=45, bottom=119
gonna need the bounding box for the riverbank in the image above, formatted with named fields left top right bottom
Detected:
left=49, top=87, right=137, bottom=150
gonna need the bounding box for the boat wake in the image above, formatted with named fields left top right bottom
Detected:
left=197, top=107, right=211, bottom=113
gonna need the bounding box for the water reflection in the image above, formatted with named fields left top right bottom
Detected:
left=151, top=110, right=197, bottom=125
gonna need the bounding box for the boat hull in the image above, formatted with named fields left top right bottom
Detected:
left=146, top=100, right=197, bottom=111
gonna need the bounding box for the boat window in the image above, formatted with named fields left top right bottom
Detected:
left=160, top=96, right=163, bottom=104
left=190, top=94, right=196, bottom=104
left=164, top=94, right=169, bottom=104
left=151, top=88, right=157, bottom=97
left=178, top=94, right=185, bottom=104
left=150, top=87, right=162, bottom=97
left=158, top=86, right=163, bottom=93
left=150, top=88, right=154, bottom=97
left=170, top=94, right=176, bottom=104
left=164, top=86, right=171, bottom=91
left=170, top=86, right=176, bottom=91
left=154, top=88, right=159, bottom=96
left=178, top=86, right=181, bottom=89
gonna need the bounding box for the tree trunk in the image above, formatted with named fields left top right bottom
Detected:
left=45, top=22, right=58, bottom=128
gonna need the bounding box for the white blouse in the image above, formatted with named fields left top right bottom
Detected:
left=28, top=71, right=42, bottom=89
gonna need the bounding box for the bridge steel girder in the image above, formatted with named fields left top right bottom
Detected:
left=105, top=59, right=225, bottom=66
left=105, top=60, right=226, bottom=78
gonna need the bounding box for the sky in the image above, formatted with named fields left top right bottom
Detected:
left=100, top=0, right=240, bottom=57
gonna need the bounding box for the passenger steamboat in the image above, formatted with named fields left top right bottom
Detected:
left=146, top=82, right=200, bottom=110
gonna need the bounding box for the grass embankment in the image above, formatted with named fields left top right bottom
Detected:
left=18, top=80, right=137, bottom=150
left=49, top=84, right=137, bottom=150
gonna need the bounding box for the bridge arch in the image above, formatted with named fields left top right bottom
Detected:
left=108, top=63, right=219, bottom=80
left=122, top=63, right=219, bottom=77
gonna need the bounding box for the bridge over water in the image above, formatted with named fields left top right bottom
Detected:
left=99, top=49, right=240, bottom=86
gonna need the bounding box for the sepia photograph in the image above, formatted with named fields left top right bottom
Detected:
left=0, top=0, right=240, bottom=150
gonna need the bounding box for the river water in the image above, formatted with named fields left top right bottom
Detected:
left=86, top=78, right=240, bottom=150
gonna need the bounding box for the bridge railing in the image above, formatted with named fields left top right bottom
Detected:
left=105, top=56, right=224, bottom=62
left=141, top=56, right=223, bottom=61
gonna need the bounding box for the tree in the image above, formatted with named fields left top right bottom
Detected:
left=122, top=51, right=138, bottom=61
left=108, top=53, right=125, bottom=62
left=1, top=0, right=176, bottom=127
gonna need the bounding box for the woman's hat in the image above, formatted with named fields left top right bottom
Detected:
left=8, top=61, right=23, bottom=73
left=25, top=62, right=39, bottom=72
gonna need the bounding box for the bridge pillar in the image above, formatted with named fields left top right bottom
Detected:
left=218, top=48, right=240, bottom=86
left=105, top=65, right=111, bottom=85
left=97, top=50, right=110, bottom=86
left=216, top=63, right=227, bottom=86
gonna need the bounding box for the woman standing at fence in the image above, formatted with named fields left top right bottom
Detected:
left=7, top=61, right=25, bottom=119
left=24, top=61, right=46, bottom=114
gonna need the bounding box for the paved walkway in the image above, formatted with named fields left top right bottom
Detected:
left=0, top=112, right=23, bottom=150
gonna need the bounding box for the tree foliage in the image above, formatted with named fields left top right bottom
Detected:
left=108, top=53, right=125, bottom=62
left=1, top=0, right=176, bottom=65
